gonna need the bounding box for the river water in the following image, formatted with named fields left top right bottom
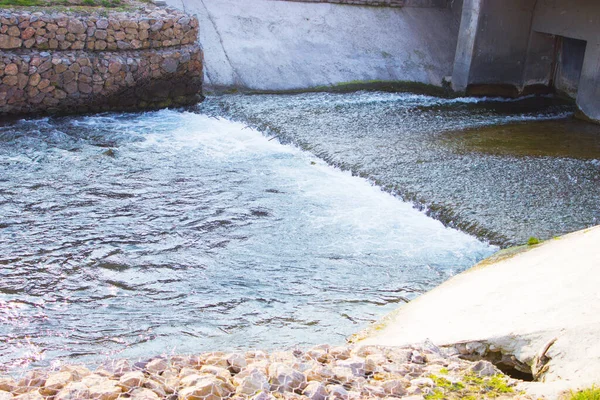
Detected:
left=0, top=92, right=598, bottom=372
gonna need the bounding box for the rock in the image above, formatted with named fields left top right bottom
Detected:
left=118, top=371, right=145, bottom=390
left=303, top=381, right=328, bottom=400
left=179, top=374, right=208, bottom=388
left=88, top=381, right=121, bottom=400
left=96, top=19, right=109, bottom=29
left=67, top=19, right=86, bottom=34
left=381, top=379, right=408, bottom=397
left=470, top=360, right=497, bottom=377
left=40, top=372, right=73, bottom=396
left=18, top=370, right=46, bottom=391
left=361, top=384, right=386, bottom=397
left=250, top=392, right=276, bottom=400
left=410, top=351, right=425, bottom=364
left=13, top=392, right=43, bottom=400
left=4, top=64, right=18, bottom=76
left=335, top=358, right=365, bottom=376
left=306, top=365, right=335, bottom=382
left=177, top=377, right=232, bottom=400
left=329, top=347, right=351, bottom=361
left=198, top=365, right=231, bottom=382
left=306, top=345, right=329, bottom=363
left=204, top=355, right=229, bottom=369
left=142, top=379, right=167, bottom=398
left=0, top=34, right=22, bottom=49
left=331, top=367, right=354, bottom=385
left=352, top=346, right=382, bottom=358
left=161, top=58, right=179, bottom=74
left=0, top=378, right=16, bottom=393
left=226, top=353, right=246, bottom=374
left=81, top=374, right=106, bottom=387
left=145, top=358, right=168, bottom=375
left=410, top=377, right=434, bottom=387
left=235, top=370, right=270, bottom=396
left=55, top=382, right=89, bottom=400
left=365, top=354, right=388, bottom=374
left=268, top=362, right=306, bottom=393
left=326, top=384, right=348, bottom=400
left=60, top=365, right=91, bottom=380
left=0, top=390, right=12, bottom=400
left=130, top=388, right=160, bottom=400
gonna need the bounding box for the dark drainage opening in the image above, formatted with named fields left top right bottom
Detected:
left=495, top=362, right=535, bottom=382
left=460, top=350, right=535, bottom=382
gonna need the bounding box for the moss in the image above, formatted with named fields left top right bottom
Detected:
left=426, top=373, right=513, bottom=399
left=527, top=237, right=541, bottom=246
left=569, top=387, right=600, bottom=400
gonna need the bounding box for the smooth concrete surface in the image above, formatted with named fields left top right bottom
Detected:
left=358, top=226, right=600, bottom=394
left=165, top=0, right=461, bottom=91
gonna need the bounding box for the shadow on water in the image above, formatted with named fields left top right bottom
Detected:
left=438, top=118, right=600, bottom=159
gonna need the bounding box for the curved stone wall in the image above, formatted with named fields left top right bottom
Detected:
left=0, top=6, right=203, bottom=116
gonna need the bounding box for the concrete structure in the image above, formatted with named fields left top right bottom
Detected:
left=167, top=0, right=463, bottom=92
left=355, top=226, right=600, bottom=397
left=167, top=0, right=599, bottom=122
left=451, top=0, right=600, bottom=122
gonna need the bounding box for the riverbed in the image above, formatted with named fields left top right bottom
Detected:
left=0, top=92, right=598, bottom=372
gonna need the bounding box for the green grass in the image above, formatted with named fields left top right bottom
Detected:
left=425, top=373, right=514, bottom=400
left=569, top=387, right=600, bottom=400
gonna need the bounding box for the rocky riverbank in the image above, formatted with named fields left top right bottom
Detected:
left=0, top=344, right=528, bottom=400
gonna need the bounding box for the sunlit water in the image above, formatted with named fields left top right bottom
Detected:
left=199, top=92, right=600, bottom=245
left=0, top=109, right=495, bottom=372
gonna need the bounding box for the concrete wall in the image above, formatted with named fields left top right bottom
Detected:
left=169, top=0, right=462, bottom=92
left=451, top=0, right=537, bottom=95
left=532, top=0, right=600, bottom=122
left=0, top=7, right=203, bottom=116
left=451, top=0, right=600, bottom=122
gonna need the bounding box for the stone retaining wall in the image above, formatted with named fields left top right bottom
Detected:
left=274, top=0, right=448, bottom=7
left=0, top=8, right=198, bottom=52
left=0, top=7, right=203, bottom=116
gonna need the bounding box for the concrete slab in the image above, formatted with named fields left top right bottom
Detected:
left=166, top=0, right=462, bottom=91
left=355, top=226, right=600, bottom=395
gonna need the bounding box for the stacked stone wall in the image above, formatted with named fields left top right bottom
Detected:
left=0, top=8, right=198, bottom=52
left=274, top=0, right=448, bottom=7
left=0, top=7, right=203, bottom=116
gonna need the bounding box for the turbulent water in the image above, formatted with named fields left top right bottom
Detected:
left=0, top=109, right=494, bottom=372
left=0, top=91, right=598, bottom=372
left=199, top=92, right=600, bottom=246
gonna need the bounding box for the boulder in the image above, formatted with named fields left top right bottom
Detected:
left=55, top=382, right=89, bottom=400
left=302, top=381, right=328, bottom=400
left=268, top=362, right=306, bottom=393
left=235, top=370, right=270, bottom=396
left=118, top=371, right=145, bottom=391
left=40, top=372, right=73, bottom=396
left=88, top=381, right=121, bottom=400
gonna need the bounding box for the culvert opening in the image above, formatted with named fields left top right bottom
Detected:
left=458, top=348, right=535, bottom=382
left=495, top=362, right=535, bottom=382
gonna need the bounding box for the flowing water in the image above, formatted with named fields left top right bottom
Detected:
left=0, top=92, right=598, bottom=372
left=199, top=92, right=600, bottom=246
